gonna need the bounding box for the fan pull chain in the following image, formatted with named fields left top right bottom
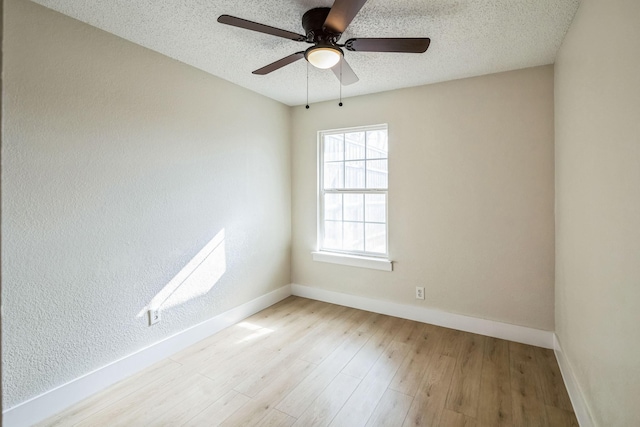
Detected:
left=339, top=60, right=343, bottom=107
left=305, top=61, right=310, bottom=109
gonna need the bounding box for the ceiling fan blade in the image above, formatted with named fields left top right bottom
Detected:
left=324, top=0, right=368, bottom=34
left=252, top=52, right=305, bottom=75
left=345, top=38, right=431, bottom=53
left=331, top=58, right=359, bottom=85
left=218, top=15, right=306, bottom=41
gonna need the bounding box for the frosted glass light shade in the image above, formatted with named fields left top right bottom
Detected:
left=306, top=47, right=342, bottom=69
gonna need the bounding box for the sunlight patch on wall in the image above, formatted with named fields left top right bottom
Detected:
left=139, top=228, right=226, bottom=316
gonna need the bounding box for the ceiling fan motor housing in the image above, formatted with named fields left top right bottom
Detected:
left=302, top=7, right=341, bottom=45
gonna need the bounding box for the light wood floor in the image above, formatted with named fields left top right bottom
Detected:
left=40, top=297, right=578, bottom=427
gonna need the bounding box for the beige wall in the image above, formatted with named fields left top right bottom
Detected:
left=555, top=0, right=640, bottom=425
left=291, top=66, right=555, bottom=331
left=2, top=0, right=291, bottom=408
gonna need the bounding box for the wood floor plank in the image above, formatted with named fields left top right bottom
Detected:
left=341, top=316, right=406, bottom=379
left=435, top=328, right=464, bottom=357
left=199, top=345, right=280, bottom=391
left=364, top=389, right=413, bottom=427
left=244, top=296, right=311, bottom=327
left=172, top=297, right=311, bottom=366
left=545, top=405, right=579, bottom=427
left=261, top=297, right=323, bottom=327
left=171, top=300, right=292, bottom=364
left=356, top=312, right=388, bottom=334
left=445, top=333, right=485, bottom=418
left=330, top=341, right=410, bottom=427
left=172, top=315, right=282, bottom=370
left=393, top=319, right=427, bottom=346
left=298, top=308, right=372, bottom=364
left=144, top=374, right=233, bottom=426
left=75, top=370, right=211, bottom=427
left=439, top=409, right=477, bottom=427
left=510, top=342, right=549, bottom=427
left=169, top=327, right=242, bottom=365
left=254, top=409, right=297, bottom=427
left=183, top=389, right=250, bottom=427
left=263, top=302, right=347, bottom=353
left=219, top=358, right=316, bottom=427
left=276, top=330, right=371, bottom=418
left=38, top=358, right=182, bottom=427
left=477, top=337, right=512, bottom=427
left=293, top=373, right=361, bottom=427
left=233, top=332, right=325, bottom=398
left=402, top=354, right=457, bottom=427
left=252, top=307, right=361, bottom=374
left=389, top=324, right=441, bottom=396
left=232, top=323, right=327, bottom=398
left=246, top=299, right=327, bottom=344
left=533, top=347, right=574, bottom=412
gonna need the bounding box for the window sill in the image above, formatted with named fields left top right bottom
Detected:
left=312, top=251, right=393, bottom=271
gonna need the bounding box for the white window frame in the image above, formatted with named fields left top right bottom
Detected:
left=314, top=124, right=392, bottom=271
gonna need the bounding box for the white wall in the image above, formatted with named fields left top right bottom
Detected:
left=555, top=0, right=640, bottom=424
left=2, top=0, right=291, bottom=408
left=291, top=66, right=555, bottom=331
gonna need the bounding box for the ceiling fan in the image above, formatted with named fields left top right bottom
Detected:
left=217, top=0, right=431, bottom=86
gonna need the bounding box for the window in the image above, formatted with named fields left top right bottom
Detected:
left=317, top=124, right=389, bottom=261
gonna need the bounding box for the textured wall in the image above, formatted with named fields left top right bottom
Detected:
left=555, top=0, right=640, bottom=425
left=2, top=0, right=291, bottom=408
left=291, top=66, right=555, bottom=331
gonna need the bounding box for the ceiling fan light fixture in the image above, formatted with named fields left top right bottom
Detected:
left=305, top=46, right=342, bottom=69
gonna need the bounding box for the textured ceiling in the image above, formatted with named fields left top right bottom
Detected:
left=31, top=0, right=580, bottom=106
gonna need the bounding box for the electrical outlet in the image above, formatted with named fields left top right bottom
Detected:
left=416, top=287, right=425, bottom=300
left=148, top=309, right=161, bottom=326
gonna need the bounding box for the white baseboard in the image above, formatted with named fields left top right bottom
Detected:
left=553, top=334, right=594, bottom=427
left=2, top=285, right=292, bottom=427
left=291, top=283, right=554, bottom=349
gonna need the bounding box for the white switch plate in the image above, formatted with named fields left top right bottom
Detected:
left=148, top=309, right=161, bottom=326
left=416, top=287, right=425, bottom=300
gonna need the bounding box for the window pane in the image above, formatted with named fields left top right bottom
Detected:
left=323, top=221, right=343, bottom=250
left=345, top=132, right=365, bottom=160
left=366, top=130, right=388, bottom=159
left=343, top=222, right=364, bottom=252
left=324, top=194, right=342, bottom=221
left=324, top=162, right=344, bottom=189
left=366, top=159, right=388, bottom=189
left=344, top=193, right=364, bottom=221
left=365, top=194, right=386, bottom=223
left=367, top=160, right=389, bottom=189
left=365, top=223, right=387, bottom=253
left=324, top=134, right=344, bottom=161
left=345, top=161, right=365, bottom=189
